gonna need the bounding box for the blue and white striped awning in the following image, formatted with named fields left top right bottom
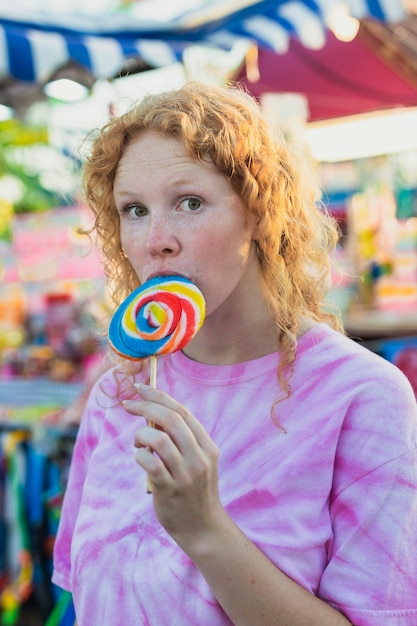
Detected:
left=0, top=0, right=407, bottom=83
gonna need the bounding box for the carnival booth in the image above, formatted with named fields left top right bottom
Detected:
left=0, top=1, right=416, bottom=623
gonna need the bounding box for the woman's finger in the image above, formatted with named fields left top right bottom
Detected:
left=125, top=397, right=197, bottom=458
left=133, top=383, right=216, bottom=452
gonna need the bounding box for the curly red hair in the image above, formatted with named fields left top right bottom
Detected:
left=82, top=81, right=343, bottom=396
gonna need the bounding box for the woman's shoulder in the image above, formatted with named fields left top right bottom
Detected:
left=297, top=322, right=417, bottom=425
left=300, top=322, right=411, bottom=376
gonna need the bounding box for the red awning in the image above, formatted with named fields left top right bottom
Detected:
left=238, top=24, right=417, bottom=122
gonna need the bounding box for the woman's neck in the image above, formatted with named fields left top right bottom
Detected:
left=183, top=301, right=278, bottom=366
left=183, top=302, right=319, bottom=366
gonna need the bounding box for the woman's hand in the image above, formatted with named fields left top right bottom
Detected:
left=123, top=383, right=225, bottom=550
left=123, top=384, right=352, bottom=626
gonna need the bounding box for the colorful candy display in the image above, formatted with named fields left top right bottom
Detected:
left=108, top=275, right=206, bottom=360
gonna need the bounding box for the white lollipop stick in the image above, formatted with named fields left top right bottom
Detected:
left=147, top=355, right=158, bottom=493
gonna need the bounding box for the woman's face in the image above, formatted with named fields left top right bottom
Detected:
left=113, top=131, right=261, bottom=320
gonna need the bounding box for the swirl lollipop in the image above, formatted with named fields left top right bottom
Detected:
left=109, top=275, right=206, bottom=492
left=108, top=275, right=206, bottom=361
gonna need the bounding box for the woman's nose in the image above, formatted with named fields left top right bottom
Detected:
left=145, top=216, right=180, bottom=257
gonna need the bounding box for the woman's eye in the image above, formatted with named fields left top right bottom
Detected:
left=126, top=204, right=147, bottom=218
left=180, top=198, right=201, bottom=212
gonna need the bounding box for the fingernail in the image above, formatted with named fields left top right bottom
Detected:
left=134, top=383, right=149, bottom=393
left=122, top=400, right=135, bottom=408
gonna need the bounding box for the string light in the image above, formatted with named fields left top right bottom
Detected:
left=327, top=4, right=360, bottom=42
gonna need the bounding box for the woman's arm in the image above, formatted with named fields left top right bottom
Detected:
left=180, top=510, right=350, bottom=626
left=125, top=385, right=351, bottom=626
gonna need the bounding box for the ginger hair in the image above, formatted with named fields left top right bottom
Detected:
left=82, top=81, right=343, bottom=397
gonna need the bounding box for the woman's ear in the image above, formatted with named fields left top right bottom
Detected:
left=251, top=216, right=262, bottom=241
left=254, top=240, right=265, bottom=263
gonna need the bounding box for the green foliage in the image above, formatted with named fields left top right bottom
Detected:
left=0, top=118, right=69, bottom=215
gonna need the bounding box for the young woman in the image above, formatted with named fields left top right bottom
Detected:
left=52, top=82, right=417, bottom=625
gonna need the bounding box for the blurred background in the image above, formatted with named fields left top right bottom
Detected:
left=1, top=1, right=417, bottom=623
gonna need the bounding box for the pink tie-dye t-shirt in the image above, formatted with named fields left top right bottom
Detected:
left=52, top=324, right=417, bottom=625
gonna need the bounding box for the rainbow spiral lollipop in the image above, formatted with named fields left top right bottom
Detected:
left=108, top=275, right=206, bottom=360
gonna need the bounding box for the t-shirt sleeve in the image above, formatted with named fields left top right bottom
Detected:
left=51, top=373, right=109, bottom=591
left=318, top=363, right=417, bottom=625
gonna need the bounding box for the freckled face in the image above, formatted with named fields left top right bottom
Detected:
left=113, top=131, right=260, bottom=320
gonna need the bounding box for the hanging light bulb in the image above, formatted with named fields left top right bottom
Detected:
left=327, top=4, right=360, bottom=42
left=44, top=78, right=90, bottom=103
left=43, top=62, right=95, bottom=103
left=0, top=104, right=14, bottom=121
